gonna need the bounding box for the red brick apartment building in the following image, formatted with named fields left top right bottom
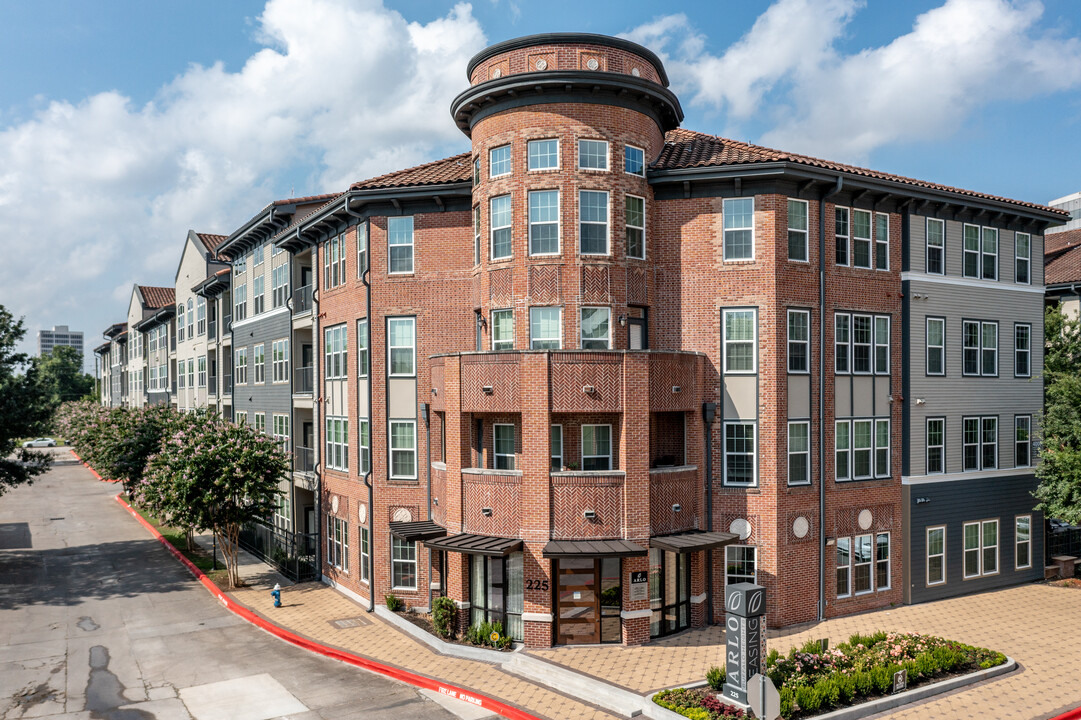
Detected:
left=275, top=33, right=1064, bottom=648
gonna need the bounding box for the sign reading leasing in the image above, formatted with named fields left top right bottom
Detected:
left=722, top=582, right=766, bottom=706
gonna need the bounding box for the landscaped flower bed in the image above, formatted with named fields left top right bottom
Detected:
left=654, top=631, right=1006, bottom=719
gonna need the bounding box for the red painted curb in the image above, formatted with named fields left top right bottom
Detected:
left=69, top=450, right=120, bottom=482
left=1052, top=708, right=1081, bottom=720
left=111, top=493, right=545, bottom=720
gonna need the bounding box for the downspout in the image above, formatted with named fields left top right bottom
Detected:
left=312, top=239, right=323, bottom=580
left=421, top=401, right=432, bottom=609
left=703, top=401, right=717, bottom=625
left=344, top=201, right=376, bottom=613
left=287, top=229, right=297, bottom=543
left=819, top=176, right=844, bottom=622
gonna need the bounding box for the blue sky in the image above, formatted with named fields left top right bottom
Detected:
left=1, top=0, right=1079, bottom=368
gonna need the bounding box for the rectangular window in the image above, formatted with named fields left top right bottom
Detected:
left=723, top=197, right=754, bottom=261
left=491, top=309, right=514, bottom=350
left=272, top=339, right=288, bottom=383
left=723, top=308, right=756, bottom=374
left=390, top=420, right=417, bottom=479
left=1014, top=323, right=1031, bottom=377
left=836, top=537, right=851, bottom=597
left=473, top=156, right=480, bottom=186
left=197, top=355, right=206, bottom=387
left=963, top=224, right=981, bottom=278
left=178, top=361, right=185, bottom=389
left=982, top=519, right=999, bottom=575
left=234, top=348, right=248, bottom=385
left=254, top=412, right=266, bottom=434
left=273, top=414, right=289, bottom=451
left=324, top=325, right=347, bottom=380
left=835, top=421, right=850, bottom=481
left=1015, top=515, right=1032, bottom=570
left=233, top=283, right=247, bottom=321
left=965, top=416, right=998, bottom=470
left=323, top=233, right=346, bottom=289
left=962, top=321, right=979, bottom=376
left=582, top=424, right=612, bottom=471
left=530, top=307, right=561, bottom=349
left=528, top=190, right=559, bottom=255
left=388, top=217, right=414, bottom=274
left=875, top=212, right=889, bottom=270
left=528, top=139, right=558, bottom=170
left=853, top=315, right=872, bottom=374
left=388, top=317, right=416, bottom=376
left=624, top=144, right=645, bottom=176
left=963, top=417, right=980, bottom=471
left=253, top=343, right=265, bottom=383
left=852, top=209, right=872, bottom=268
left=177, top=303, right=186, bottom=342
left=927, top=526, right=946, bottom=585
left=926, top=418, right=945, bottom=474
left=854, top=534, right=873, bottom=594
left=626, top=195, right=645, bottom=259
left=876, top=532, right=891, bottom=590
left=325, top=416, right=348, bottom=471
left=490, top=194, right=512, bottom=260
left=982, top=322, right=998, bottom=376
left=982, top=227, right=998, bottom=280
left=579, top=190, right=609, bottom=254
left=725, top=545, right=757, bottom=585
left=489, top=144, right=511, bottom=177
left=356, top=319, right=369, bottom=377
left=962, top=320, right=997, bottom=376
left=788, top=199, right=808, bottom=262
left=835, top=207, right=850, bottom=266
left=253, top=241, right=264, bottom=266
left=357, top=222, right=368, bottom=278
left=578, top=139, right=609, bottom=170
left=197, top=297, right=207, bottom=335
left=1015, top=232, right=1031, bottom=284
left=327, top=516, right=348, bottom=572
left=358, top=419, right=370, bottom=475
left=272, top=264, right=288, bottom=308
left=550, top=424, right=563, bottom=471
left=1015, top=415, right=1031, bottom=468
left=580, top=306, right=611, bottom=349
left=875, top=419, right=890, bottom=478
left=835, top=314, right=850, bottom=374
left=392, top=538, right=417, bottom=589
left=233, top=253, right=246, bottom=275
left=926, top=218, right=945, bottom=274
left=788, top=421, right=810, bottom=486
left=253, top=275, right=265, bottom=315
left=926, top=318, right=945, bottom=375
left=235, top=410, right=247, bottom=426
left=853, top=420, right=873, bottom=479
left=874, top=316, right=890, bottom=374
left=494, top=424, right=515, bottom=470
left=724, top=422, right=756, bottom=486
left=787, top=309, right=809, bottom=373
left=360, top=526, right=370, bottom=583
left=473, top=205, right=481, bottom=265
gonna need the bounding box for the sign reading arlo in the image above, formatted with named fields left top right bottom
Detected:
left=723, top=582, right=766, bottom=705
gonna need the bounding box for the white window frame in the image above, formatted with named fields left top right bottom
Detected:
left=835, top=206, right=850, bottom=266
left=624, top=144, right=645, bottom=176
left=875, top=212, right=889, bottom=271
left=964, top=519, right=999, bottom=579
left=581, top=424, right=613, bottom=471
left=625, top=194, right=646, bottom=260
left=494, top=423, right=516, bottom=471
left=852, top=209, right=872, bottom=269
left=254, top=412, right=266, bottom=434
left=787, top=421, right=810, bottom=486
left=360, top=526, right=371, bottom=583
left=197, top=296, right=207, bottom=335
left=788, top=198, right=808, bottom=262
left=271, top=264, right=288, bottom=309
left=836, top=537, right=851, bottom=598
left=529, top=307, right=562, bottom=350
left=787, top=309, right=809, bottom=373
left=358, top=419, right=370, bottom=475
left=527, top=138, right=559, bottom=171
left=1015, top=515, right=1032, bottom=570
left=491, top=309, right=514, bottom=351
left=357, top=221, right=369, bottom=278
left=874, top=418, right=890, bottom=478
left=550, top=424, right=563, bottom=472
left=490, top=194, right=512, bottom=261
left=963, top=224, right=981, bottom=278
left=926, top=218, right=945, bottom=275
left=723, top=308, right=757, bottom=374
left=528, top=190, right=560, bottom=256
left=252, top=240, right=264, bottom=267
left=580, top=306, right=611, bottom=349
left=926, top=417, right=945, bottom=474
left=473, top=205, right=481, bottom=266
left=853, top=533, right=873, bottom=595
left=252, top=275, right=265, bottom=315
left=852, top=419, right=873, bottom=480
left=197, top=355, right=206, bottom=388
left=233, top=282, right=247, bottom=321
left=388, top=217, right=414, bottom=275
left=926, top=317, right=945, bottom=376
left=835, top=314, right=850, bottom=374
left=489, top=144, right=511, bottom=178
left=324, top=324, right=347, bottom=380
left=327, top=515, right=348, bottom=572
left=272, top=338, right=289, bottom=383
left=392, top=537, right=417, bottom=590
left=177, top=303, right=186, bottom=342
left=389, top=419, right=417, bottom=480
left=722, top=197, right=755, bottom=261
left=875, top=532, right=891, bottom=591
left=357, top=319, right=369, bottom=377
left=926, top=526, right=946, bottom=586
left=273, top=413, right=289, bottom=451
left=578, top=189, right=610, bottom=255
left=324, top=233, right=345, bottom=289
left=253, top=343, right=265, bottom=384
left=723, top=421, right=757, bottom=487
left=325, top=416, right=349, bottom=471
left=1014, top=323, right=1031, bottom=378
left=851, top=314, right=873, bottom=375
left=725, top=545, right=757, bottom=585
left=875, top=316, right=890, bottom=375
left=387, top=316, right=416, bottom=377
left=234, top=348, right=248, bottom=385
left=982, top=227, right=998, bottom=281
left=234, top=410, right=247, bottom=426
left=577, top=139, right=609, bottom=171
left=186, top=298, right=195, bottom=337
left=1015, top=232, right=1031, bottom=285
left=835, top=420, right=850, bottom=481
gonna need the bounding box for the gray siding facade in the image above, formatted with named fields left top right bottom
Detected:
left=230, top=307, right=293, bottom=429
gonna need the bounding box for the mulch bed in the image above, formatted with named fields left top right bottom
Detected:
left=395, top=611, right=515, bottom=652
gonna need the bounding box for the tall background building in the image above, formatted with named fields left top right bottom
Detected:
left=38, top=325, right=84, bottom=362
left=1048, top=191, right=1081, bottom=233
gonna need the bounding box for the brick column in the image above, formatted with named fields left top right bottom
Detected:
left=520, top=353, right=553, bottom=648
left=621, top=353, right=651, bottom=644
left=442, top=355, right=472, bottom=629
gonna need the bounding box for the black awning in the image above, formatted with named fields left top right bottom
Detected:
left=424, top=533, right=523, bottom=557
left=389, top=520, right=446, bottom=542
left=650, top=530, right=739, bottom=553
left=542, top=539, right=648, bottom=558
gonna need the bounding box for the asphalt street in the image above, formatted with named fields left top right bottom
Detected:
left=0, top=448, right=471, bottom=720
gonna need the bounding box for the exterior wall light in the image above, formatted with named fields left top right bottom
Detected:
left=672, top=503, right=682, bottom=513
left=481, top=507, right=493, bottom=516
left=482, top=385, right=494, bottom=394
left=583, top=509, right=596, bottom=519
left=672, top=385, right=682, bottom=393
left=618, top=315, right=627, bottom=327
left=582, top=385, right=595, bottom=394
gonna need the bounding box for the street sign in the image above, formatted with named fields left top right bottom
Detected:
left=747, top=673, right=780, bottom=720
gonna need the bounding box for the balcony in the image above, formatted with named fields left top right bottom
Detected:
left=208, top=375, right=217, bottom=395
left=294, top=446, right=315, bottom=473
left=223, top=374, right=233, bottom=393
left=208, top=319, right=217, bottom=339
left=294, top=366, right=314, bottom=394
left=223, top=314, right=232, bottom=332
left=293, top=285, right=313, bottom=315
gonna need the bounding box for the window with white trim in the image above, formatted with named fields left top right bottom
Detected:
left=472, top=156, right=480, bottom=186
left=254, top=412, right=266, bottom=434
left=963, top=416, right=997, bottom=471
left=234, top=410, right=247, bottom=426
left=724, top=422, right=756, bottom=486
left=1014, top=323, right=1031, bottom=378
left=1015, top=515, right=1031, bottom=570
left=875, top=212, right=889, bottom=270
left=494, top=423, right=515, bottom=470
left=723, top=309, right=756, bottom=374
left=390, top=420, right=417, bottom=479
left=233, top=252, right=246, bottom=275
left=926, top=318, right=945, bottom=376
left=982, top=227, right=998, bottom=280
left=788, top=421, right=810, bottom=486
left=852, top=209, right=872, bottom=268
left=835, top=314, right=850, bottom=374
left=234, top=348, right=248, bottom=385
left=197, top=297, right=207, bottom=335
left=550, top=424, right=563, bottom=471
left=926, top=418, right=945, bottom=474
left=787, top=309, right=809, bottom=373
left=273, top=414, right=289, bottom=450
left=254, top=343, right=265, bottom=383
left=1015, top=232, right=1031, bottom=284
left=854, top=534, right=873, bottom=594
left=528, top=190, right=559, bottom=255
left=491, top=309, right=513, bottom=350
left=723, top=197, right=754, bottom=261
left=392, top=538, right=417, bottom=589
left=388, top=317, right=415, bottom=377
left=875, top=316, right=890, bottom=374
left=272, top=264, right=288, bottom=308
left=579, top=190, right=609, bottom=255
left=530, top=307, right=561, bottom=349
left=325, top=416, right=348, bottom=471
left=356, top=319, right=369, bottom=377
left=388, top=217, right=414, bottom=274
left=252, top=275, right=265, bottom=315
left=253, top=241, right=264, bottom=267
left=186, top=299, right=194, bottom=337
left=725, top=545, right=756, bottom=585
left=625, top=144, right=645, bottom=176
left=962, top=320, right=997, bottom=376
left=926, top=218, right=944, bottom=274
left=582, top=424, right=612, bottom=471
left=875, top=419, right=890, bottom=478
left=1015, top=415, right=1031, bottom=468
left=327, top=515, right=348, bottom=572
left=272, top=339, right=288, bottom=383
left=360, top=526, right=370, bottom=583
left=528, top=139, right=558, bottom=171
left=927, top=526, right=946, bottom=585
left=835, top=421, right=850, bottom=481
left=580, top=306, right=610, bottom=349
left=324, top=324, right=347, bottom=380
left=836, top=533, right=890, bottom=594
left=489, top=144, right=511, bottom=177
left=473, top=205, right=481, bottom=265
left=853, top=315, right=872, bottom=373
left=964, top=519, right=998, bottom=578
left=626, top=195, right=645, bottom=259
left=853, top=420, right=872, bottom=479
left=357, top=222, right=368, bottom=277
left=177, top=303, right=186, bottom=342
left=577, top=139, right=608, bottom=170
left=876, top=533, right=891, bottom=590
left=358, top=419, right=370, bottom=475
left=836, top=537, right=851, bottom=597
left=788, top=199, right=808, bottom=262
left=324, top=233, right=346, bottom=288
left=963, top=224, right=980, bottom=277
left=835, top=207, right=849, bottom=266
left=233, top=283, right=247, bottom=321
left=197, top=355, right=206, bottom=387
left=490, top=195, right=512, bottom=260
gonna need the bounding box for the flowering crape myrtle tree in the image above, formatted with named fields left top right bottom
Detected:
left=142, top=412, right=287, bottom=588
left=1035, top=305, right=1081, bottom=527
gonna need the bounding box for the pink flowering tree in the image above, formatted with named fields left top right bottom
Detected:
left=142, top=412, right=287, bottom=588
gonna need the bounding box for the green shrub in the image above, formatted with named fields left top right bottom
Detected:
left=432, top=596, right=456, bottom=638
left=800, top=638, right=824, bottom=654
left=836, top=672, right=856, bottom=702
left=766, top=648, right=781, bottom=667
left=815, top=676, right=840, bottom=708
left=385, top=594, right=404, bottom=612
left=980, top=652, right=1007, bottom=669
left=795, top=684, right=821, bottom=713
left=705, top=665, right=725, bottom=690
left=854, top=670, right=874, bottom=696
left=871, top=666, right=892, bottom=694
left=778, top=686, right=794, bottom=718
left=465, top=620, right=513, bottom=648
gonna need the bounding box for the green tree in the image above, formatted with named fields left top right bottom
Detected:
left=0, top=306, right=52, bottom=496
left=1035, top=305, right=1081, bottom=526
left=141, top=413, right=287, bottom=587
left=38, top=345, right=95, bottom=406
left=89, top=405, right=177, bottom=497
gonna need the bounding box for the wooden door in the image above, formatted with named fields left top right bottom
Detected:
left=556, top=559, right=599, bottom=644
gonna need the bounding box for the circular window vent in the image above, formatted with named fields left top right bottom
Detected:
left=793, top=516, right=810, bottom=538
left=393, top=507, right=413, bottom=523
left=631, top=67, right=641, bottom=77
left=858, top=509, right=873, bottom=530
left=535, top=58, right=547, bottom=71
left=729, top=518, right=752, bottom=541
left=586, top=57, right=599, bottom=70
left=491, top=67, right=502, bottom=78
left=358, top=503, right=367, bottom=524
left=331, top=495, right=339, bottom=514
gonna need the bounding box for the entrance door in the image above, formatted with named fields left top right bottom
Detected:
left=628, top=307, right=648, bottom=349
left=556, top=558, right=599, bottom=644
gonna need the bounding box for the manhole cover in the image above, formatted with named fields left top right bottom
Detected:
left=329, top=617, right=371, bottom=629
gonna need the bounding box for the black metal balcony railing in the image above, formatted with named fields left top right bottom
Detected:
left=295, top=366, right=314, bottom=393
left=223, top=314, right=232, bottom=333
left=294, top=446, right=315, bottom=473
left=293, top=284, right=313, bottom=315
left=223, top=374, right=233, bottom=393
left=238, top=519, right=318, bottom=582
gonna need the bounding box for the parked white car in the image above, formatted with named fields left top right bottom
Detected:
left=22, top=438, right=56, bottom=448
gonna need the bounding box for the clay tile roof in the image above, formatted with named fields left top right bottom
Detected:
left=656, top=129, right=1067, bottom=215
left=274, top=192, right=341, bottom=206
left=138, top=285, right=175, bottom=309
left=272, top=192, right=347, bottom=240
left=195, top=232, right=229, bottom=254
left=350, top=152, right=472, bottom=191
left=1046, top=229, right=1081, bottom=286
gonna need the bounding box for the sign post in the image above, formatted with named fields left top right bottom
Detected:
left=747, top=673, right=781, bottom=720
left=722, top=582, right=766, bottom=706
